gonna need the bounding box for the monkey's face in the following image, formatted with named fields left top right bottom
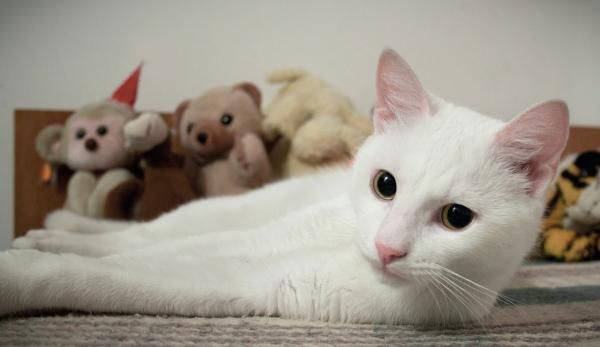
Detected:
left=66, top=114, right=131, bottom=171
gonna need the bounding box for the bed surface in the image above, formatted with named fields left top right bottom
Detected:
left=2, top=260, right=600, bottom=346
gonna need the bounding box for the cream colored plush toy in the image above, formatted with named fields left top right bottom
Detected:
left=263, top=69, right=373, bottom=177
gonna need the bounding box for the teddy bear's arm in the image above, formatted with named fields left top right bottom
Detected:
left=229, top=133, right=272, bottom=188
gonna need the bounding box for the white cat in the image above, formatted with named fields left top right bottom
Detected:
left=2, top=49, right=569, bottom=325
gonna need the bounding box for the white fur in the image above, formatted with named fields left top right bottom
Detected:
left=3, top=50, right=567, bottom=325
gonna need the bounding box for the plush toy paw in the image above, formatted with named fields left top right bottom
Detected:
left=543, top=227, right=600, bottom=262
left=45, top=209, right=86, bottom=232
left=231, top=134, right=270, bottom=184
left=66, top=171, right=97, bottom=215
left=124, top=112, right=169, bottom=152
left=543, top=228, right=576, bottom=260
left=563, top=234, right=599, bottom=262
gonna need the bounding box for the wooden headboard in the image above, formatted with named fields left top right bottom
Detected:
left=13, top=109, right=600, bottom=238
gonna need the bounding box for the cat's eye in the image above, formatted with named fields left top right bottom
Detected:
left=96, top=125, right=108, bottom=136
left=372, top=170, right=396, bottom=200
left=221, top=113, right=234, bottom=126
left=441, top=204, right=474, bottom=230
left=75, top=128, right=86, bottom=140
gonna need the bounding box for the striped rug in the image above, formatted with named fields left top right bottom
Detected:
left=1, top=261, right=599, bottom=346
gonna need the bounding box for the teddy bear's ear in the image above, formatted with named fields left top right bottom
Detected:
left=173, top=99, right=191, bottom=132
left=36, top=124, right=65, bottom=163
left=233, top=82, right=262, bottom=109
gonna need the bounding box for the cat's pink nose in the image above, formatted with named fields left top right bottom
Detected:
left=376, top=242, right=406, bottom=265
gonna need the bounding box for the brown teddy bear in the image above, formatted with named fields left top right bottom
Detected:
left=263, top=68, right=373, bottom=177
left=174, top=82, right=273, bottom=197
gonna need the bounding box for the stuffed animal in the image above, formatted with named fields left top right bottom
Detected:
left=263, top=69, right=373, bottom=177
left=174, top=82, right=272, bottom=197
left=104, top=112, right=196, bottom=220
left=36, top=65, right=153, bottom=219
left=541, top=150, right=600, bottom=261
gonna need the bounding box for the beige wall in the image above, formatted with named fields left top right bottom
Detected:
left=1, top=0, right=599, bottom=250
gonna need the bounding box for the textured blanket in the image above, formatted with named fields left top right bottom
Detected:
left=1, top=261, right=600, bottom=346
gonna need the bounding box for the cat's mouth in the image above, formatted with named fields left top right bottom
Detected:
left=365, top=257, right=413, bottom=285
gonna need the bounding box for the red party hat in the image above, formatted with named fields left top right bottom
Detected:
left=111, top=63, right=143, bottom=108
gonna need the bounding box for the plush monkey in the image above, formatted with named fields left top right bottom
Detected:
left=174, top=82, right=273, bottom=197
left=35, top=65, right=161, bottom=219
left=36, top=101, right=143, bottom=218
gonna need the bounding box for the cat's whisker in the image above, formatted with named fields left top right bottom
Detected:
left=423, top=270, right=454, bottom=326
left=425, top=270, right=470, bottom=328
left=434, top=271, right=493, bottom=332
left=415, top=271, right=446, bottom=327
left=438, top=269, right=505, bottom=304
left=436, top=265, right=531, bottom=322
left=437, top=271, right=517, bottom=328
left=439, top=266, right=524, bottom=307
left=432, top=271, right=490, bottom=331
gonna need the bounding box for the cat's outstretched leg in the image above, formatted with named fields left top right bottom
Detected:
left=44, top=209, right=135, bottom=234
left=0, top=249, right=278, bottom=317
left=39, top=169, right=347, bottom=235
left=0, top=246, right=386, bottom=323
left=14, top=196, right=354, bottom=257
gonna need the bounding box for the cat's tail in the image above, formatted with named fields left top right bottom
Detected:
left=44, top=209, right=135, bottom=234
left=267, top=68, right=308, bottom=84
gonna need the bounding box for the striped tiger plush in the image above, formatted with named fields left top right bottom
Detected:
left=542, top=150, right=600, bottom=261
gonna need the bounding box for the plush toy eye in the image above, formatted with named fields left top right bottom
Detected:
left=441, top=204, right=474, bottom=230
left=96, top=125, right=108, bottom=136
left=372, top=170, right=396, bottom=200
left=75, top=128, right=86, bottom=140
left=221, top=113, right=234, bottom=126
left=187, top=123, right=194, bottom=134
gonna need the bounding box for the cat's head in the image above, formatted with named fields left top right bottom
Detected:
left=351, top=49, right=569, bottom=322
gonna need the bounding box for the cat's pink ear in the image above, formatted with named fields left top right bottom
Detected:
left=374, top=49, right=430, bottom=133
left=494, top=100, right=569, bottom=195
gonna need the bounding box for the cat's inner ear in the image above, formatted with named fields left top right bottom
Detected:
left=494, top=100, right=570, bottom=195
left=374, top=49, right=430, bottom=133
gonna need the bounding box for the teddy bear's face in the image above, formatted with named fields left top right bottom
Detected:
left=178, top=86, right=263, bottom=164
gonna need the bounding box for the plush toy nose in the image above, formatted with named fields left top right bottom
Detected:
left=375, top=241, right=406, bottom=266
left=85, top=138, right=98, bottom=152
left=197, top=132, right=208, bottom=144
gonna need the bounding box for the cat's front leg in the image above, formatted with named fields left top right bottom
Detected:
left=12, top=228, right=145, bottom=257
left=42, top=169, right=349, bottom=238
left=15, top=196, right=355, bottom=258
left=0, top=249, right=276, bottom=317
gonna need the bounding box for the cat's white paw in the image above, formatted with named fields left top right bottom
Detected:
left=12, top=229, right=107, bottom=256
left=12, top=236, right=36, bottom=249
left=12, top=229, right=55, bottom=249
